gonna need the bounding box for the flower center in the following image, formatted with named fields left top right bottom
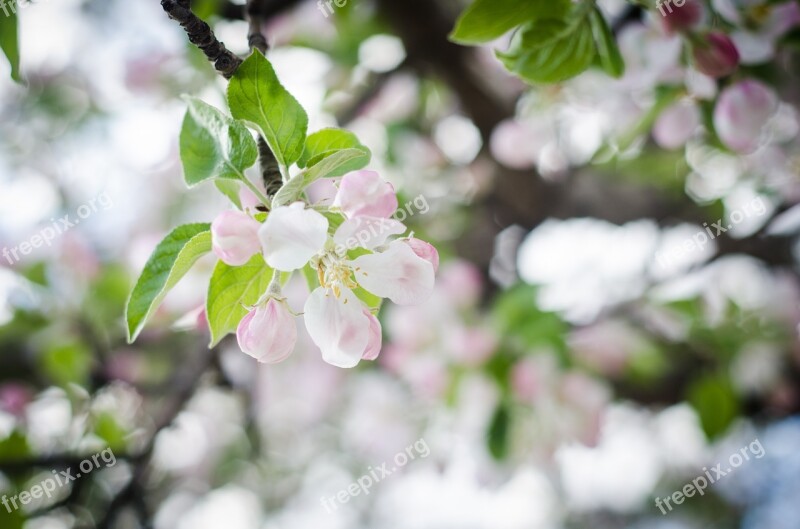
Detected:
left=315, top=252, right=357, bottom=297
left=746, top=4, right=771, bottom=25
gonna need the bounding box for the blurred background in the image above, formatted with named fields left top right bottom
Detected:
left=1, top=0, right=800, bottom=528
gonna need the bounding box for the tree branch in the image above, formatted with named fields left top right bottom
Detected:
left=161, top=0, right=242, bottom=78
left=245, top=0, right=269, bottom=54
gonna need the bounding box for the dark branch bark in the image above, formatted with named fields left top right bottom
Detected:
left=245, top=0, right=269, bottom=54
left=161, top=0, right=242, bottom=78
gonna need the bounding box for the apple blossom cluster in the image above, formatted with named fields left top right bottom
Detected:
left=211, top=170, right=438, bottom=368
left=658, top=0, right=741, bottom=78
left=651, top=0, right=795, bottom=154
left=489, top=0, right=799, bottom=173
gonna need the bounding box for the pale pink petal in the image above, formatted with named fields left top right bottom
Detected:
left=236, top=299, right=297, bottom=363
left=713, top=79, right=778, bottom=153
left=351, top=240, right=435, bottom=305
left=0, top=383, right=33, bottom=417
left=764, top=2, right=800, bottom=39
left=333, top=216, right=406, bottom=252
left=653, top=100, right=701, bottom=150
left=211, top=210, right=262, bottom=266
left=404, top=238, right=439, bottom=273
left=259, top=202, right=328, bottom=271
left=362, top=310, right=383, bottom=361
left=304, top=287, right=370, bottom=368
left=333, top=170, right=398, bottom=219
left=731, top=30, right=775, bottom=64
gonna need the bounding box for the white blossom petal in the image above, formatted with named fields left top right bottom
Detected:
left=259, top=202, right=328, bottom=271
left=352, top=240, right=435, bottom=305
left=304, top=287, right=370, bottom=368
left=333, top=216, right=406, bottom=251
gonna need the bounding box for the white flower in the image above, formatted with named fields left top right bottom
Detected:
left=259, top=202, right=328, bottom=271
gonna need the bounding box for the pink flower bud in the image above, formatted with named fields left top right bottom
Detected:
left=661, top=0, right=703, bottom=34
left=0, top=384, right=33, bottom=418
left=405, top=238, right=439, bottom=273
left=236, top=299, right=297, bottom=363
left=211, top=210, right=261, bottom=266
left=333, top=170, right=398, bottom=219
left=653, top=100, right=700, bottom=149
left=713, top=79, right=778, bottom=153
left=692, top=32, right=739, bottom=78
left=361, top=310, right=383, bottom=361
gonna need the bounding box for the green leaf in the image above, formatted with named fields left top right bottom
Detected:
left=272, top=148, right=366, bottom=207
left=93, top=412, right=128, bottom=451
left=215, top=180, right=243, bottom=209
left=450, top=0, right=570, bottom=45
left=41, top=342, right=92, bottom=387
left=687, top=375, right=740, bottom=440
left=126, top=224, right=212, bottom=342
left=0, top=430, right=30, bottom=461
left=193, top=0, right=224, bottom=19
left=228, top=51, right=308, bottom=168
left=590, top=6, right=625, bottom=78
left=179, top=96, right=258, bottom=186
left=491, top=285, right=568, bottom=359
left=298, top=128, right=371, bottom=176
left=0, top=0, right=20, bottom=82
left=487, top=403, right=511, bottom=460
left=496, top=14, right=596, bottom=84
left=206, top=254, right=274, bottom=346
left=0, top=505, right=24, bottom=529
left=497, top=19, right=595, bottom=84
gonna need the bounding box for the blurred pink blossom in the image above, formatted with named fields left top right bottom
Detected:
left=714, top=79, right=778, bottom=152
left=653, top=100, right=701, bottom=149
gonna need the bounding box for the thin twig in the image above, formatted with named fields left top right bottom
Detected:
left=246, top=0, right=269, bottom=54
